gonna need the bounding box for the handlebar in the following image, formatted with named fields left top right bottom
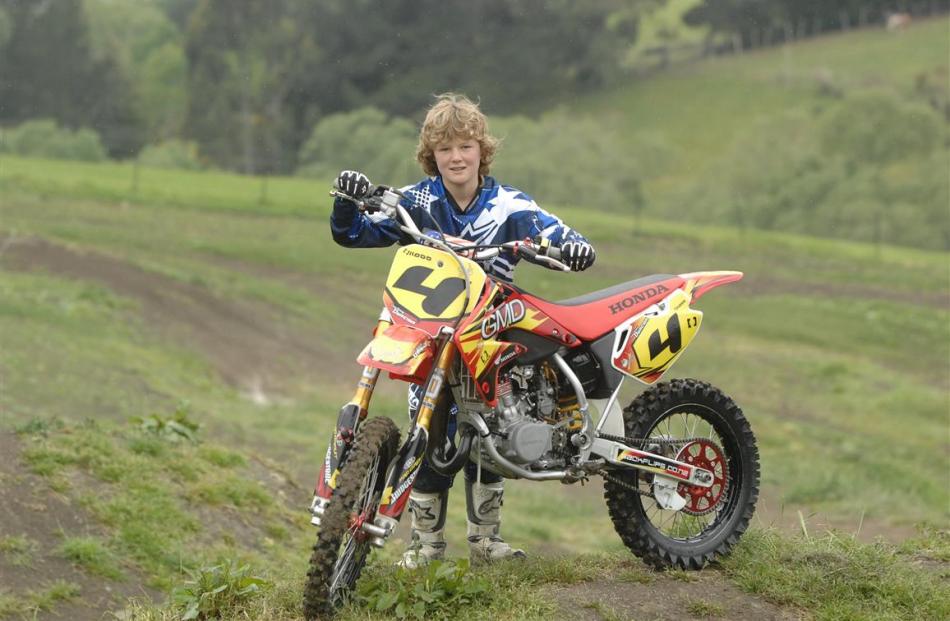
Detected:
left=331, top=185, right=571, bottom=272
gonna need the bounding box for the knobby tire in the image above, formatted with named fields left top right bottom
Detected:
left=604, top=378, right=760, bottom=570
left=303, top=416, right=400, bottom=619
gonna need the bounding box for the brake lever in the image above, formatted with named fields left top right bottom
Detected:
left=534, top=255, right=571, bottom=272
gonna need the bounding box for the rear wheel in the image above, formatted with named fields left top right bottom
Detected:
left=303, top=416, right=399, bottom=619
left=604, top=378, right=759, bottom=570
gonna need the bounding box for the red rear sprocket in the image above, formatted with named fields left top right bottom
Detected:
left=675, top=439, right=728, bottom=516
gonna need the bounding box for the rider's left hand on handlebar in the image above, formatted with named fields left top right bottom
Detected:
left=560, top=240, right=596, bottom=272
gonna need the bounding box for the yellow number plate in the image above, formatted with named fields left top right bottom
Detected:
left=385, top=245, right=487, bottom=321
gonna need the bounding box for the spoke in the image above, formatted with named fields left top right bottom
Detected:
left=331, top=536, right=363, bottom=595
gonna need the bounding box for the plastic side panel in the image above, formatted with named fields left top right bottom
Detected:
left=610, top=289, right=702, bottom=384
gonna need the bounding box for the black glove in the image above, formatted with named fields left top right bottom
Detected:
left=560, top=240, right=596, bottom=272
left=335, top=170, right=371, bottom=199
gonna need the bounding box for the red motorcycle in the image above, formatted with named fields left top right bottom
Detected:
left=304, top=185, right=759, bottom=618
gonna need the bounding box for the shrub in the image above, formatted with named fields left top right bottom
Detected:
left=357, top=559, right=490, bottom=620
left=0, top=119, right=107, bottom=161
left=296, top=107, right=418, bottom=185
left=131, top=402, right=201, bottom=444
left=172, top=560, right=270, bottom=620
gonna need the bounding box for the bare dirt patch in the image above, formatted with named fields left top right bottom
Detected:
left=0, top=432, right=158, bottom=620
left=0, top=235, right=348, bottom=393
left=546, top=568, right=801, bottom=621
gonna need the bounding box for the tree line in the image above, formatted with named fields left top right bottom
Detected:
left=685, top=0, right=949, bottom=52
left=4, top=0, right=945, bottom=174
left=0, top=0, right=647, bottom=172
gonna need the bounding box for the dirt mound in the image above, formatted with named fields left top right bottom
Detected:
left=0, top=235, right=347, bottom=395
left=0, top=432, right=157, bottom=620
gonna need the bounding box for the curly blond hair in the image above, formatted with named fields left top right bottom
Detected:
left=416, top=93, right=499, bottom=177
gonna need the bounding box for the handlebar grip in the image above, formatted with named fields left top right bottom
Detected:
left=545, top=246, right=562, bottom=261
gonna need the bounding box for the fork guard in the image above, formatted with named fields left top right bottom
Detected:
left=591, top=435, right=715, bottom=487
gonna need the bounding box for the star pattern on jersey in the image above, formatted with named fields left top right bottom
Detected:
left=459, top=186, right=537, bottom=245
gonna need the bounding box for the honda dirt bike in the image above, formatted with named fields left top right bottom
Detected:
left=303, top=185, right=759, bottom=618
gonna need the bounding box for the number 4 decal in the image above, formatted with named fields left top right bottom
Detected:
left=392, top=266, right=465, bottom=316
left=648, top=314, right=682, bottom=360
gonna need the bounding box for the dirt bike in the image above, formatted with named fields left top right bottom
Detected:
left=303, top=185, right=759, bottom=618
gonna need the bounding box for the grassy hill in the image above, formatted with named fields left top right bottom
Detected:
left=1, top=150, right=947, bottom=618
left=569, top=16, right=949, bottom=195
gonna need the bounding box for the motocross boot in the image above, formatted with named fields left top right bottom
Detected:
left=397, top=490, right=448, bottom=570
left=465, top=479, right=527, bottom=565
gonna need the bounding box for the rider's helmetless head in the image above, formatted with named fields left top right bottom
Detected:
left=416, top=93, right=499, bottom=178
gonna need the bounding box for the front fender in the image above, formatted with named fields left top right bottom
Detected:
left=357, top=324, right=434, bottom=382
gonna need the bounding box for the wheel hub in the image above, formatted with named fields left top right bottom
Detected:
left=675, top=439, right=728, bottom=516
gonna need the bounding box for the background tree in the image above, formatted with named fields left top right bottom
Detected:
left=184, top=0, right=306, bottom=173
left=0, top=0, right=143, bottom=156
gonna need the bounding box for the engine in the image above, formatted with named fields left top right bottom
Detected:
left=488, top=356, right=594, bottom=467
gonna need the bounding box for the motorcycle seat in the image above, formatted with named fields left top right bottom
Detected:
left=522, top=274, right=685, bottom=341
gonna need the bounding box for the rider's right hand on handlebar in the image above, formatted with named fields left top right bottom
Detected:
left=335, top=170, right=371, bottom=199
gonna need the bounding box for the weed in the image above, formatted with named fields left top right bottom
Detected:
left=583, top=601, right=624, bottom=621
left=188, top=476, right=272, bottom=508
left=898, top=524, right=950, bottom=562
left=128, top=435, right=167, bottom=457
left=686, top=598, right=725, bottom=617
left=172, top=560, right=270, bottom=620
left=616, top=564, right=655, bottom=584
left=0, top=534, right=39, bottom=566
left=667, top=568, right=698, bottom=583
left=132, top=402, right=201, bottom=444
left=198, top=446, right=245, bottom=468
left=58, top=535, right=124, bottom=580
left=20, top=443, right=77, bottom=477
left=357, top=559, right=489, bottom=620
left=0, top=590, right=25, bottom=617
left=27, top=580, right=81, bottom=612
left=14, top=416, right=64, bottom=437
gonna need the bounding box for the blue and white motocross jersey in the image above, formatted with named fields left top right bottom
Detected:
left=330, top=175, right=589, bottom=282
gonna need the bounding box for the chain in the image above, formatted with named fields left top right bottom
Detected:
left=597, top=432, right=714, bottom=448
left=601, top=471, right=653, bottom=497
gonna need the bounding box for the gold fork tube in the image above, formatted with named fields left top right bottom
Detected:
left=414, top=339, right=457, bottom=431
left=349, top=318, right=391, bottom=419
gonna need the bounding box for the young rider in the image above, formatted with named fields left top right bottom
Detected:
left=329, top=93, right=595, bottom=568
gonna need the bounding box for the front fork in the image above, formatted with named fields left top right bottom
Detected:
left=310, top=331, right=457, bottom=547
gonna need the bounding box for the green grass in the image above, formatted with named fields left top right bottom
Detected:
left=15, top=418, right=309, bottom=590
left=574, top=16, right=949, bottom=196
left=685, top=599, right=726, bottom=618
left=0, top=581, right=83, bottom=619
left=722, top=529, right=950, bottom=620
left=0, top=535, right=39, bottom=567
left=122, top=530, right=949, bottom=621
left=58, top=536, right=125, bottom=580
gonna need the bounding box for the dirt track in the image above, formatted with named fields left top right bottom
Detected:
left=0, top=235, right=349, bottom=396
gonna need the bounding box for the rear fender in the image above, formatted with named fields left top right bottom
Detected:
left=678, top=271, right=743, bottom=303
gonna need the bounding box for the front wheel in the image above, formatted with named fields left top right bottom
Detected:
left=303, top=416, right=400, bottom=619
left=604, top=378, right=759, bottom=570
